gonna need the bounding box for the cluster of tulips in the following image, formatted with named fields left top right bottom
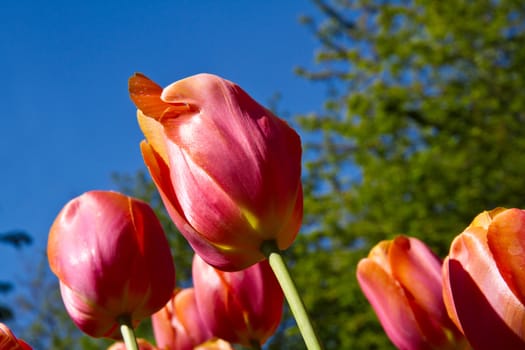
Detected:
left=358, top=208, right=525, bottom=350
left=2, top=72, right=525, bottom=350
left=4, top=72, right=310, bottom=350
left=44, top=190, right=285, bottom=350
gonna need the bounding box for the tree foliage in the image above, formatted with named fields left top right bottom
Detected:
left=0, top=229, right=31, bottom=322
left=292, top=0, right=525, bottom=348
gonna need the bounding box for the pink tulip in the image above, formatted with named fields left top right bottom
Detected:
left=0, top=323, right=32, bottom=350
left=357, top=236, right=467, bottom=350
left=152, top=288, right=212, bottom=350
left=129, top=73, right=303, bottom=271
left=443, top=208, right=525, bottom=349
left=192, top=254, right=284, bottom=347
left=47, top=191, right=175, bottom=338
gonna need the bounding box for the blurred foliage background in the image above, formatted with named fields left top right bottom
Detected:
left=0, top=230, right=31, bottom=322
left=9, top=0, right=525, bottom=348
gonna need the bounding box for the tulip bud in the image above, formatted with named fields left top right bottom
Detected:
left=357, top=236, right=467, bottom=350
left=129, top=73, right=303, bottom=271
left=47, top=191, right=175, bottom=338
left=151, top=288, right=212, bottom=350
left=192, top=254, right=283, bottom=347
left=0, top=323, right=32, bottom=350
left=443, top=208, right=525, bottom=349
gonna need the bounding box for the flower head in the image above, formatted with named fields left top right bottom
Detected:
left=0, top=323, right=32, bottom=350
left=47, top=191, right=175, bottom=338
left=192, top=254, right=283, bottom=347
left=129, top=73, right=303, bottom=271
left=357, top=235, right=467, bottom=350
left=152, top=288, right=212, bottom=350
left=443, top=208, right=525, bottom=349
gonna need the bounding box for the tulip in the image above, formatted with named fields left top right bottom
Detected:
left=357, top=235, right=467, bottom=350
left=194, top=339, right=234, bottom=350
left=443, top=208, right=525, bottom=349
left=129, top=73, right=303, bottom=271
left=47, top=190, right=175, bottom=338
left=192, top=254, right=284, bottom=347
left=0, top=323, right=32, bottom=350
left=108, top=338, right=158, bottom=350
left=152, top=288, right=213, bottom=350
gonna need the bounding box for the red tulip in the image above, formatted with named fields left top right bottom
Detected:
left=443, top=208, right=525, bottom=349
left=192, top=254, right=283, bottom=347
left=152, top=288, right=213, bottom=350
left=357, top=236, right=467, bottom=350
left=0, top=323, right=32, bottom=350
left=47, top=190, right=175, bottom=338
left=129, top=73, right=303, bottom=271
left=108, top=338, right=158, bottom=350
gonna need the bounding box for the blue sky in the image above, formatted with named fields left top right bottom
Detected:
left=0, top=0, right=326, bottom=296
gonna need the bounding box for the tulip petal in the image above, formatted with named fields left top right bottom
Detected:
left=151, top=294, right=176, bottom=350
left=441, top=256, right=462, bottom=334
left=141, top=141, right=259, bottom=270
left=48, top=192, right=139, bottom=305
left=195, top=339, right=234, bottom=350
left=192, top=255, right=283, bottom=346
left=152, top=288, right=211, bottom=350
left=274, top=182, right=302, bottom=251
left=487, top=208, right=525, bottom=305
left=59, top=282, right=121, bottom=338
left=193, top=255, right=242, bottom=343
left=47, top=191, right=175, bottom=338
left=223, top=259, right=283, bottom=343
left=165, top=139, right=264, bottom=251
left=389, top=237, right=447, bottom=326
left=0, top=323, right=32, bottom=350
left=129, top=73, right=193, bottom=120
left=443, top=225, right=525, bottom=349
left=159, top=74, right=302, bottom=238
left=174, top=289, right=212, bottom=348
left=356, top=258, right=424, bottom=350
left=137, top=111, right=170, bottom=166
left=131, top=74, right=197, bottom=165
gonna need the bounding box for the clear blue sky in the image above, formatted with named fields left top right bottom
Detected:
left=0, top=0, right=326, bottom=295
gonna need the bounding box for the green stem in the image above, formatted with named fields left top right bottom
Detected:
left=261, top=241, right=323, bottom=350
left=118, top=315, right=138, bottom=350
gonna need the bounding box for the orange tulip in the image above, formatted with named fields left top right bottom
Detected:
left=192, top=254, right=283, bottom=347
left=0, top=323, right=32, bottom=350
left=47, top=191, right=175, bottom=338
left=357, top=236, right=467, bottom=350
left=151, top=288, right=212, bottom=350
left=108, top=338, right=158, bottom=350
left=129, top=73, right=303, bottom=271
left=194, top=339, right=234, bottom=350
left=443, top=208, right=525, bottom=349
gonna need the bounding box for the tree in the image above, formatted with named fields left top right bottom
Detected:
left=291, top=0, right=525, bottom=348
left=0, top=229, right=31, bottom=321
